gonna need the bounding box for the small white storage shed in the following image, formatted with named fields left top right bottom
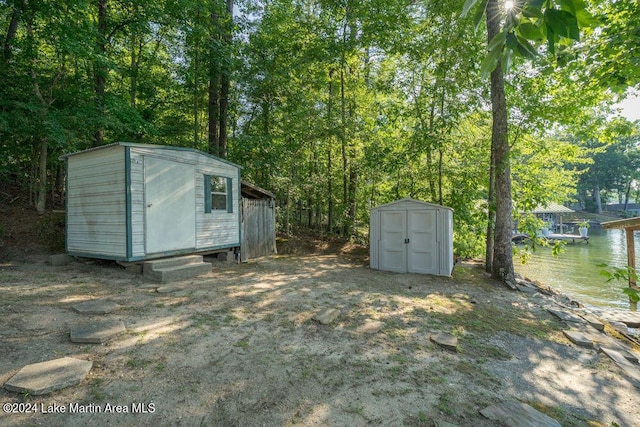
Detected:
left=369, top=198, right=453, bottom=276
left=60, top=143, right=241, bottom=262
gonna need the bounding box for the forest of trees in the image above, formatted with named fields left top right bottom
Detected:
left=1, top=0, right=639, bottom=281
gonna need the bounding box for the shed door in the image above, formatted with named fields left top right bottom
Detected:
left=379, top=209, right=439, bottom=274
left=144, top=157, right=196, bottom=254
left=407, top=210, right=438, bottom=274
left=379, top=211, right=407, bottom=272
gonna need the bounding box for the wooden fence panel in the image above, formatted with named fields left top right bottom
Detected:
left=241, top=198, right=276, bottom=261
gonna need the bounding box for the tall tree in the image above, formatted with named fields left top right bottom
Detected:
left=208, top=0, right=233, bottom=158
left=462, top=0, right=591, bottom=283
left=94, top=0, right=108, bottom=146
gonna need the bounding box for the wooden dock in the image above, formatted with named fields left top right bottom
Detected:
left=546, top=233, right=589, bottom=244
left=511, top=233, right=589, bottom=245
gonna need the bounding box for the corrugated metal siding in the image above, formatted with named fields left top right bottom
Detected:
left=129, top=153, right=145, bottom=257
left=66, top=145, right=126, bottom=257
left=129, top=147, right=240, bottom=251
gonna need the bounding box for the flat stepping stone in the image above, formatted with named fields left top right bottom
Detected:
left=579, top=313, right=604, bottom=331
left=516, top=284, right=538, bottom=294
left=356, top=319, right=385, bottom=334
left=4, top=357, right=92, bottom=395
left=313, top=308, right=341, bottom=325
left=547, top=308, right=585, bottom=323
left=480, top=401, right=561, bottom=427
left=430, top=332, right=458, bottom=351
left=600, top=348, right=640, bottom=388
left=608, top=321, right=631, bottom=336
left=563, top=330, right=594, bottom=348
left=72, top=300, right=120, bottom=315
left=70, top=319, right=126, bottom=343
left=591, top=309, right=640, bottom=328
left=566, top=325, right=638, bottom=361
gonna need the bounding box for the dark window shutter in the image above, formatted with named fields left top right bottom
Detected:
left=204, top=175, right=212, bottom=213
left=226, top=177, right=233, bottom=213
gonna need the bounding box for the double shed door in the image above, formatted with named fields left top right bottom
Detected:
left=379, top=209, right=438, bottom=274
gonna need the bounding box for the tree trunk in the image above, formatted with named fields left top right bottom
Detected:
left=3, top=0, right=25, bottom=64
left=437, top=84, right=446, bottom=207
left=94, top=0, right=108, bottom=147
left=485, top=145, right=496, bottom=273
left=208, top=68, right=220, bottom=154
left=327, top=69, right=334, bottom=233
left=624, top=181, right=632, bottom=211
left=218, top=0, right=233, bottom=159
left=26, top=21, right=50, bottom=214
left=594, top=182, right=602, bottom=214
left=130, top=36, right=139, bottom=108
left=438, top=147, right=443, bottom=206
left=426, top=103, right=438, bottom=202
left=218, top=70, right=229, bottom=158
left=208, top=7, right=220, bottom=155
left=208, top=0, right=233, bottom=158
left=340, top=64, right=348, bottom=233
left=486, top=0, right=514, bottom=283
left=36, top=138, right=48, bottom=214
left=348, top=167, right=357, bottom=236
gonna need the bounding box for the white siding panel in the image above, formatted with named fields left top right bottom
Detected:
left=66, top=146, right=126, bottom=257
left=369, top=211, right=380, bottom=269
left=129, top=147, right=240, bottom=253
left=195, top=170, right=239, bottom=249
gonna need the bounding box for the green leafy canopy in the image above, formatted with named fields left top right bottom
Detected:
left=461, top=0, right=596, bottom=78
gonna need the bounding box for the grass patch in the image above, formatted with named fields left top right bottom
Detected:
left=411, top=365, right=449, bottom=385
left=190, top=313, right=220, bottom=329
left=437, top=392, right=456, bottom=416
left=234, top=339, right=249, bottom=349
left=454, top=361, right=499, bottom=387
left=416, top=410, right=430, bottom=424
left=525, top=401, right=607, bottom=427
left=126, top=357, right=152, bottom=369
left=89, top=377, right=107, bottom=401
left=387, top=365, right=404, bottom=378
left=458, top=335, right=512, bottom=361
left=343, top=405, right=365, bottom=416
left=371, top=386, right=413, bottom=397
left=429, top=303, right=563, bottom=339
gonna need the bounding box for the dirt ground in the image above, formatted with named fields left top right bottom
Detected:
left=1, top=238, right=639, bottom=427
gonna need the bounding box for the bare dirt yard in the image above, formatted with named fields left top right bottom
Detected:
left=1, top=234, right=639, bottom=427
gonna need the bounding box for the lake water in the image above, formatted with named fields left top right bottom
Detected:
left=514, top=227, right=637, bottom=310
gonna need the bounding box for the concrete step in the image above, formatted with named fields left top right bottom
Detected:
left=143, top=260, right=212, bottom=283
left=143, top=255, right=205, bottom=273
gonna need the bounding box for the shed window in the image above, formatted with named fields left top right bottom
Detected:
left=204, top=175, right=233, bottom=213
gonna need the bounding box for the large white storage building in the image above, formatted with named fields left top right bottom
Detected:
left=60, top=143, right=242, bottom=262
left=369, top=198, right=453, bottom=276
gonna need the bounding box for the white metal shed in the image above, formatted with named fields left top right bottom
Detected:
left=60, top=143, right=241, bottom=262
left=369, top=198, right=453, bottom=276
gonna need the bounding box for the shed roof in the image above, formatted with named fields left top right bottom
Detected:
left=601, top=217, right=640, bottom=231
left=371, top=197, right=453, bottom=211
left=530, top=202, right=574, bottom=214
left=59, top=142, right=242, bottom=169
left=241, top=181, right=275, bottom=199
